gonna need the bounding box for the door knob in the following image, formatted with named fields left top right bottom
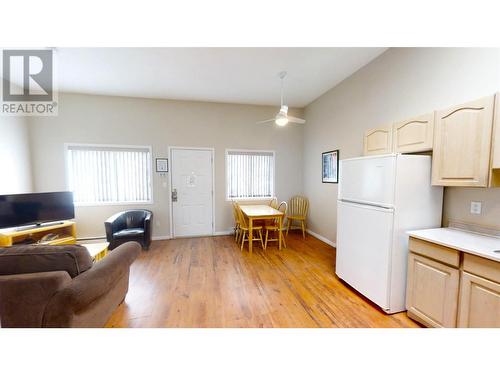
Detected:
left=172, top=188, right=178, bottom=202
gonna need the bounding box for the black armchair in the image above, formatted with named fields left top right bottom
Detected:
left=105, top=210, right=153, bottom=250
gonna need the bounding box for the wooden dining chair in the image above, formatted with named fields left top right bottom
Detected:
left=264, top=201, right=287, bottom=249
left=269, top=197, right=278, bottom=209
left=286, top=196, right=309, bottom=239
left=236, top=204, right=265, bottom=251
left=231, top=201, right=241, bottom=243
left=258, top=197, right=279, bottom=227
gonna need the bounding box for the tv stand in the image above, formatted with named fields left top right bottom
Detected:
left=0, top=221, right=77, bottom=247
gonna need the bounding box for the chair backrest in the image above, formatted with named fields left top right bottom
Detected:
left=274, top=201, right=287, bottom=227
left=123, top=210, right=151, bottom=228
left=277, top=201, right=288, bottom=215
left=269, top=197, right=278, bottom=209
left=231, top=201, right=240, bottom=224
left=236, top=203, right=248, bottom=227
left=289, top=196, right=309, bottom=217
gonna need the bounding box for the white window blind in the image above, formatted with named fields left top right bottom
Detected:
left=226, top=150, right=274, bottom=199
left=67, top=144, right=152, bottom=205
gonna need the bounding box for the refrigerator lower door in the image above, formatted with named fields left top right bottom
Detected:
left=336, top=200, right=394, bottom=311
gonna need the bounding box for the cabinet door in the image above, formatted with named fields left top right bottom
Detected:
left=406, top=252, right=460, bottom=327
left=432, top=95, right=495, bottom=187
left=363, top=126, right=393, bottom=156
left=458, top=272, right=500, bottom=328
left=492, top=94, right=500, bottom=169
left=490, top=94, right=500, bottom=186
left=393, top=113, right=434, bottom=153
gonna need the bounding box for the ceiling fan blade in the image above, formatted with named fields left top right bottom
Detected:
left=287, top=116, right=306, bottom=124
left=256, top=118, right=276, bottom=124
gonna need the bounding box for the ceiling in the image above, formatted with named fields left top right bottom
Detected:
left=7, top=48, right=387, bottom=108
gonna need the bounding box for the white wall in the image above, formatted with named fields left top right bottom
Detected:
left=28, top=93, right=304, bottom=238
left=303, top=48, right=500, bottom=243
left=0, top=116, right=33, bottom=194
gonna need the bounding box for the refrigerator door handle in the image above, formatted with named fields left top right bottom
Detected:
left=339, top=199, right=394, bottom=211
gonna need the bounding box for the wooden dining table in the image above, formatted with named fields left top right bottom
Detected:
left=239, top=204, right=285, bottom=254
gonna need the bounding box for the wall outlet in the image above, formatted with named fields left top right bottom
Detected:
left=156, top=220, right=161, bottom=227
left=470, top=201, right=482, bottom=215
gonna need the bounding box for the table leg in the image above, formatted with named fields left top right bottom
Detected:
left=278, top=215, right=282, bottom=250
left=248, top=217, right=253, bottom=254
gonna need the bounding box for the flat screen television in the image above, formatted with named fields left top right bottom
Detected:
left=0, top=192, right=75, bottom=230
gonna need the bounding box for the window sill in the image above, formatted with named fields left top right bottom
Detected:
left=74, top=201, right=154, bottom=207
left=226, top=197, right=275, bottom=202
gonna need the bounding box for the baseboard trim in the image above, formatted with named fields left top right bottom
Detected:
left=154, top=231, right=232, bottom=240
left=214, top=230, right=233, bottom=236
left=80, top=230, right=327, bottom=243
left=152, top=235, right=171, bottom=241
left=306, top=229, right=336, bottom=248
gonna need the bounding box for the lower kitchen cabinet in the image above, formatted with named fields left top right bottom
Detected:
left=458, top=271, right=500, bottom=327
left=406, top=237, right=500, bottom=328
left=406, top=252, right=460, bottom=327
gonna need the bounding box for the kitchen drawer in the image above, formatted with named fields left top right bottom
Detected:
left=463, top=253, right=500, bottom=284
left=408, top=237, right=460, bottom=267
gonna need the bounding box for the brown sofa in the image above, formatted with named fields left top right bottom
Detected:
left=0, top=242, right=140, bottom=328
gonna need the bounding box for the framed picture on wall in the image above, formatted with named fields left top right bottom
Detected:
left=322, top=150, right=339, bottom=183
left=156, top=158, right=168, bottom=173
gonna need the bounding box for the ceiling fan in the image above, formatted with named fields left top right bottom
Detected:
left=256, top=71, right=306, bottom=126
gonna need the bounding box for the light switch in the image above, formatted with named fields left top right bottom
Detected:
left=470, top=201, right=482, bottom=215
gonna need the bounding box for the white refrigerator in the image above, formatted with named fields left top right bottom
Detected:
left=336, top=154, right=443, bottom=313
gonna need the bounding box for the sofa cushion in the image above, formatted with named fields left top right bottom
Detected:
left=0, top=244, right=93, bottom=278
left=114, top=228, right=144, bottom=238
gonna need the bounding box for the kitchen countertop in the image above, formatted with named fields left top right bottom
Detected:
left=407, top=227, right=500, bottom=262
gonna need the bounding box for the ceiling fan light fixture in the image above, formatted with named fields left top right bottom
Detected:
left=256, top=71, right=305, bottom=126
left=275, top=116, right=288, bottom=126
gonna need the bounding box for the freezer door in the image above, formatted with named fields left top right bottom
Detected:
left=336, top=200, right=394, bottom=311
left=338, top=155, right=396, bottom=208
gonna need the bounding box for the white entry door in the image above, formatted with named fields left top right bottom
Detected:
left=171, top=148, right=214, bottom=237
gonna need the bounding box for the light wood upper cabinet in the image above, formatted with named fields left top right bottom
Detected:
left=393, top=113, right=434, bottom=153
left=492, top=94, right=500, bottom=168
left=363, top=126, right=393, bottom=156
left=490, top=94, right=500, bottom=186
left=431, top=95, right=495, bottom=187
left=406, top=252, right=460, bottom=327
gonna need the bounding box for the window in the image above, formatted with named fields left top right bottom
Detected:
left=66, top=144, right=152, bottom=205
left=226, top=149, right=275, bottom=199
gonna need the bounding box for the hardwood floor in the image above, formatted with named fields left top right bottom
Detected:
left=106, top=232, right=420, bottom=328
